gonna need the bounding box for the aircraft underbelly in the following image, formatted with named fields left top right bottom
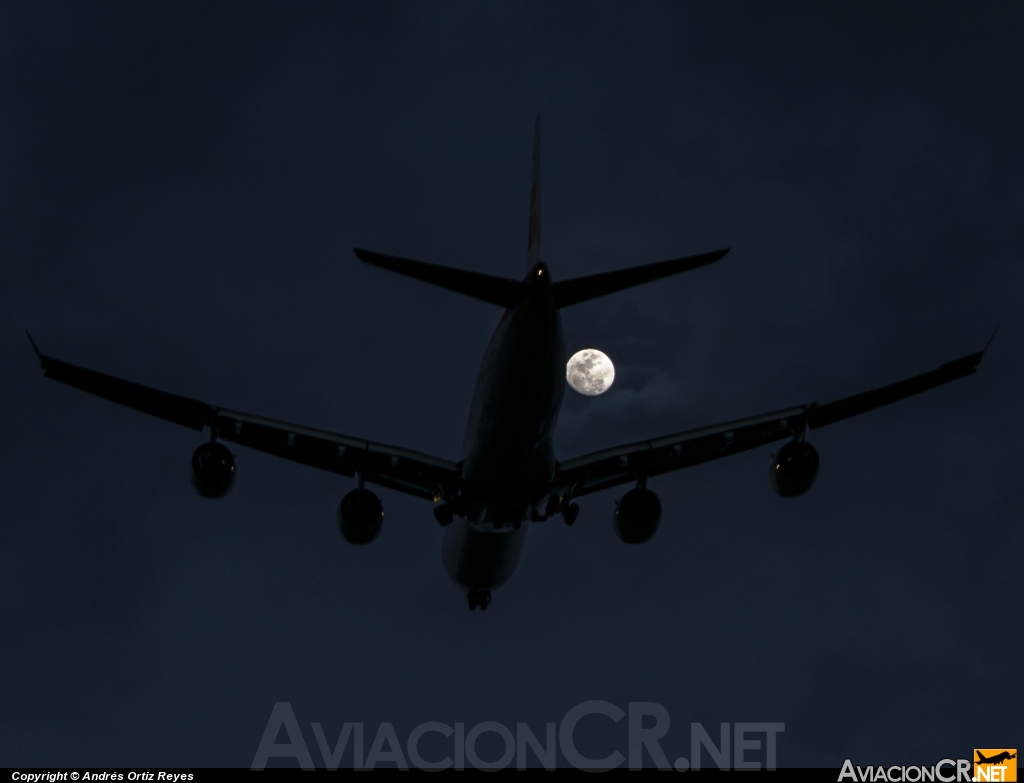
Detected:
left=442, top=517, right=528, bottom=589
left=460, top=292, right=565, bottom=494
left=446, top=290, right=564, bottom=592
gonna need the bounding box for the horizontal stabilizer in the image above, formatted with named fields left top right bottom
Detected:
left=551, top=248, right=729, bottom=308
left=354, top=248, right=525, bottom=308
left=355, top=246, right=729, bottom=309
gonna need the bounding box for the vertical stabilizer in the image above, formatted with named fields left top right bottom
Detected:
left=527, top=114, right=541, bottom=269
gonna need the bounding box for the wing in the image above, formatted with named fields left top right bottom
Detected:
left=28, top=335, right=461, bottom=501
left=553, top=347, right=987, bottom=498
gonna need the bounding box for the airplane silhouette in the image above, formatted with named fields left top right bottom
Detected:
left=28, top=116, right=989, bottom=610
left=977, top=751, right=1016, bottom=765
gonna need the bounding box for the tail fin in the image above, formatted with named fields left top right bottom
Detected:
left=527, top=114, right=541, bottom=269
left=355, top=115, right=727, bottom=309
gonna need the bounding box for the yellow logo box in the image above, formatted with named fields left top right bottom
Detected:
left=974, top=749, right=1017, bottom=783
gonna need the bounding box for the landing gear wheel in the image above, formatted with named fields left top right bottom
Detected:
left=563, top=502, right=580, bottom=526
left=545, top=494, right=561, bottom=518
left=433, top=504, right=454, bottom=527
left=467, top=589, right=492, bottom=611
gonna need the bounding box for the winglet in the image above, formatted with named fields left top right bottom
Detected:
left=25, top=330, right=43, bottom=363
left=983, top=325, right=999, bottom=356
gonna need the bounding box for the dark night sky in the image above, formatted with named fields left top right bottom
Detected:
left=2, top=1, right=1021, bottom=768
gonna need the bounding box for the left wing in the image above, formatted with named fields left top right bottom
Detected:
left=28, top=334, right=462, bottom=501
left=552, top=347, right=987, bottom=499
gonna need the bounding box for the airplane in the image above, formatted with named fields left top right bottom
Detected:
left=28, top=117, right=989, bottom=611
left=976, top=752, right=1016, bottom=765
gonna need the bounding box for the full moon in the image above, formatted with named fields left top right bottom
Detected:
left=566, top=349, right=616, bottom=396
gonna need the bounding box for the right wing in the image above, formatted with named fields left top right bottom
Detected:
left=552, top=347, right=987, bottom=498
left=28, top=334, right=462, bottom=502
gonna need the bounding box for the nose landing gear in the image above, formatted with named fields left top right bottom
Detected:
left=467, top=590, right=491, bottom=611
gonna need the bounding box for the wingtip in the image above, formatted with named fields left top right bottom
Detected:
left=703, top=247, right=730, bottom=264
left=983, top=325, right=999, bottom=355
left=25, top=329, right=42, bottom=361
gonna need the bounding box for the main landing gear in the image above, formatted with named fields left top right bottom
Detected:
left=467, top=590, right=491, bottom=611
left=543, top=494, right=580, bottom=525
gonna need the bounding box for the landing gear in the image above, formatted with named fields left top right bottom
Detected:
left=542, top=495, right=580, bottom=525
left=467, top=589, right=491, bottom=611
left=544, top=494, right=561, bottom=518
left=433, top=504, right=454, bottom=526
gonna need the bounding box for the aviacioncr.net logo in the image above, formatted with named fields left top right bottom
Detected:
left=974, top=749, right=1017, bottom=782
left=839, top=759, right=973, bottom=782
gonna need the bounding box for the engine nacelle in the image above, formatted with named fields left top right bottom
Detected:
left=613, top=487, right=662, bottom=544
left=769, top=440, right=819, bottom=497
left=190, top=442, right=235, bottom=498
left=338, top=488, right=383, bottom=544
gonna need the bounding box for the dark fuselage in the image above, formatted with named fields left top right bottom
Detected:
left=442, top=265, right=565, bottom=589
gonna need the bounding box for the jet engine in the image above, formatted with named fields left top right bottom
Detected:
left=338, top=488, right=383, bottom=544
left=190, top=442, right=235, bottom=498
left=769, top=440, right=819, bottom=497
left=613, top=487, right=662, bottom=543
